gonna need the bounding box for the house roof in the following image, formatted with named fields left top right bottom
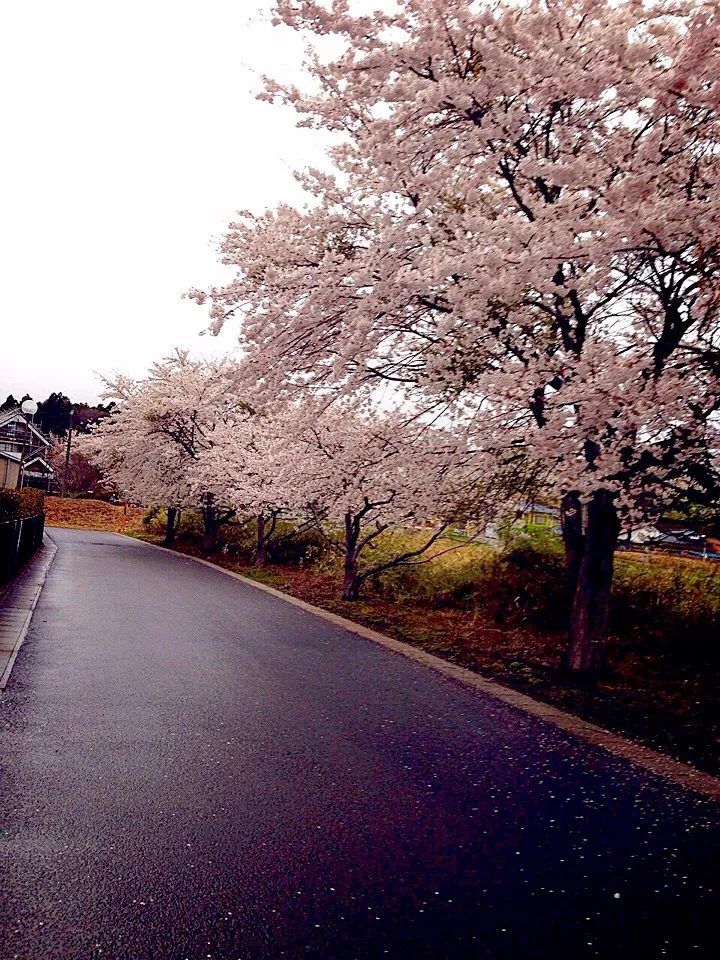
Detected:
left=0, top=407, right=51, bottom=447
left=0, top=448, right=54, bottom=474
left=517, top=502, right=558, bottom=515
left=25, top=454, right=54, bottom=473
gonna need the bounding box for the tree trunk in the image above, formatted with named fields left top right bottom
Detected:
left=164, top=506, right=178, bottom=545
left=342, top=553, right=359, bottom=600
left=202, top=493, right=218, bottom=552
left=562, top=490, right=620, bottom=674
left=342, top=510, right=360, bottom=600
left=254, top=514, right=267, bottom=567
left=201, top=494, right=235, bottom=552
left=560, top=491, right=583, bottom=602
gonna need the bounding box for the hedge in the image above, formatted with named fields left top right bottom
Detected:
left=0, top=488, right=45, bottom=522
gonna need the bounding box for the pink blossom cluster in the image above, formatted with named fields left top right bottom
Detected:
left=192, top=0, right=720, bottom=524
left=82, top=351, right=246, bottom=509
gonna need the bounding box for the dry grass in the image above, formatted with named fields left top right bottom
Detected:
left=44, top=496, right=146, bottom=534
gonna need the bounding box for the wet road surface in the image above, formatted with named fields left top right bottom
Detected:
left=1, top=528, right=719, bottom=959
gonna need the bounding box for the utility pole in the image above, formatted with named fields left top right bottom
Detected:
left=61, top=411, right=74, bottom=498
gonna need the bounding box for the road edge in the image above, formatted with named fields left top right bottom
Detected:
left=0, top=532, right=58, bottom=690
left=132, top=536, right=720, bottom=801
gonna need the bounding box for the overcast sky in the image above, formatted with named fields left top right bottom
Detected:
left=0, top=1, right=329, bottom=404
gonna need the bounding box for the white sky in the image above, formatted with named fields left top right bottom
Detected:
left=0, top=1, right=329, bottom=404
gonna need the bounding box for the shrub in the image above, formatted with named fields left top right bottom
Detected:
left=484, top=523, right=568, bottom=626
left=0, top=488, right=44, bottom=522
left=217, top=517, right=256, bottom=561
left=612, top=554, right=720, bottom=663
left=268, top=524, right=328, bottom=566
left=142, top=506, right=161, bottom=526
left=212, top=518, right=330, bottom=565
left=367, top=524, right=566, bottom=626
left=487, top=525, right=720, bottom=656
left=499, top=521, right=564, bottom=559
left=175, top=508, right=206, bottom=542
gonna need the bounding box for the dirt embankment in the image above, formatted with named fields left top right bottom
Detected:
left=44, top=496, right=145, bottom=534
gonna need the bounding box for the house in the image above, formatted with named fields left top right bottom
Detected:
left=0, top=408, right=54, bottom=490
left=628, top=523, right=720, bottom=558
left=628, top=524, right=698, bottom=547
left=482, top=502, right=560, bottom=540
left=515, top=502, right=560, bottom=530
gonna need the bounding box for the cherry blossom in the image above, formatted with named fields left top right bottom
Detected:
left=84, top=351, right=244, bottom=544
left=192, top=0, right=720, bottom=669
left=197, top=397, right=530, bottom=598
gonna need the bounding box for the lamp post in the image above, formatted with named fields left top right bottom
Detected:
left=16, top=398, right=39, bottom=490
left=61, top=410, right=74, bottom=498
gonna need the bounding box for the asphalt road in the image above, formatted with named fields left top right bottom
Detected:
left=1, top=528, right=719, bottom=960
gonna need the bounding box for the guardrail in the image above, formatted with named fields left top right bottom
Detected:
left=0, top=512, right=45, bottom=587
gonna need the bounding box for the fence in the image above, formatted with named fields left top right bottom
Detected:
left=0, top=513, right=45, bottom=587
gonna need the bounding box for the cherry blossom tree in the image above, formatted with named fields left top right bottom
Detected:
left=193, top=0, right=720, bottom=671
left=46, top=440, right=101, bottom=496
left=238, top=403, right=510, bottom=600
left=292, top=410, right=488, bottom=600
left=194, top=392, right=547, bottom=587
left=191, top=410, right=315, bottom=566
left=84, top=352, right=245, bottom=546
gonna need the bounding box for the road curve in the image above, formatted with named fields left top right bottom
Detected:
left=1, top=528, right=719, bottom=959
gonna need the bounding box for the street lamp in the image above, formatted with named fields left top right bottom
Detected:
left=16, top=398, right=38, bottom=489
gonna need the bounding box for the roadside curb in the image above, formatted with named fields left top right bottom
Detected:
left=0, top=532, right=58, bottom=690
left=135, top=536, right=720, bottom=802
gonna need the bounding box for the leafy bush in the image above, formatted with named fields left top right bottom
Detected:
left=169, top=512, right=329, bottom=565
left=361, top=525, right=565, bottom=623
left=499, top=521, right=564, bottom=559
left=490, top=525, right=720, bottom=649
left=175, top=508, right=205, bottom=541
left=334, top=522, right=720, bottom=659
left=142, top=506, right=161, bottom=526
left=0, top=490, right=20, bottom=522
left=486, top=523, right=568, bottom=626
left=612, top=554, right=720, bottom=662
left=485, top=555, right=568, bottom=626
left=268, top=524, right=328, bottom=566
left=0, top=488, right=44, bottom=522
